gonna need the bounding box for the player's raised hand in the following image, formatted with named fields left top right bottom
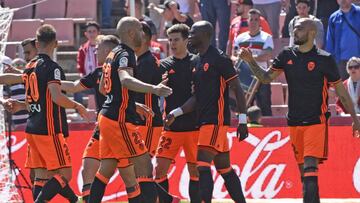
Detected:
left=135, top=103, right=154, bottom=120
left=153, top=80, right=172, bottom=97
left=352, top=117, right=360, bottom=138
left=238, top=47, right=254, bottom=63
left=75, top=103, right=91, bottom=122
left=237, top=123, right=248, bottom=142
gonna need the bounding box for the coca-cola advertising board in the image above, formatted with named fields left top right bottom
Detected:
left=9, top=126, right=360, bottom=202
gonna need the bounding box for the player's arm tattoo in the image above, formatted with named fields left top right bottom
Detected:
left=246, top=60, right=274, bottom=84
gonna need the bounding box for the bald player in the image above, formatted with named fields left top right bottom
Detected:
left=167, top=21, right=248, bottom=203
left=88, top=17, right=172, bottom=203
left=240, top=18, right=360, bottom=203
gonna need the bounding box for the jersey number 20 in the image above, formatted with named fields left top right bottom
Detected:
left=23, top=72, right=39, bottom=102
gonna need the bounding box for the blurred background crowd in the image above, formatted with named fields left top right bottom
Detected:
left=0, top=0, right=360, bottom=127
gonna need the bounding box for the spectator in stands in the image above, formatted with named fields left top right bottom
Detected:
left=131, top=0, right=158, bottom=40
left=101, top=0, right=127, bottom=28
left=227, top=0, right=272, bottom=55
left=21, top=38, right=37, bottom=63
left=233, top=9, right=273, bottom=116
left=150, top=39, right=166, bottom=59
left=315, top=0, right=338, bottom=38
left=175, top=0, right=196, bottom=16
left=326, top=0, right=360, bottom=80
left=4, top=58, right=26, bottom=74
left=76, top=21, right=100, bottom=106
left=336, top=57, right=360, bottom=114
left=149, top=0, right=194, bottom=32
left=289, top=0, right=324, bottom=48
left=0, top=56, right=28, bottom=126
left=199, top=0, right=231, bottom=52
left=281, top=0, right=296, bottom=38
left=253, top=0, right=282, bottom=38
left=247, top=105, right=263, bottom=127
left=148, top=0, right=163, bottom=36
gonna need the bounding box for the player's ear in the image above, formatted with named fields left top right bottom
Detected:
left=54, top=40, right=58, bottom=48
left=35, top=40, right=40, bottom=49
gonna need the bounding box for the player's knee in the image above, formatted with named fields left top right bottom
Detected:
left=130, top=153, right=153, bottom=177
left=56, top=167, right=73, bottom=182
left=187, top=163, right=199, bottom=178
left=155, top=158, right=171, bottom=178
left=118, top=166, right=138, bottom=187
left=197, top=148, right=215, bottom=163
left=98, top=159, right=117, bottom=179
left=82, top=158, right=100, bottom=180
left=303, top=157, right=319, bottom=177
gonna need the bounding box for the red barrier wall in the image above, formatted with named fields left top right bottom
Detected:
left=10, top=126, right=360, bottom=202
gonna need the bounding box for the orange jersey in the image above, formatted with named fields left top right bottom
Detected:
left=100, top=44, right=138, bottom=123
left=23, top=54, right=68, bottom=136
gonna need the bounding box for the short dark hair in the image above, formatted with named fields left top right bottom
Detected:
left=247, top=106, right=262, bottom=123
left=141, top=21, right=152, bottom=41
left=97, top=35, right=120, bottom=47
left=135, top=0, right=143, bottom=6
left=164, top=0, right=180, bottom=10
left=85, top=21, right=100, bottom=31
left=248, top=8, right=262, bottom=16
left=36, top=24, right=56, bottom=45
left=167, top=23, right=189, bottom=39
left=21, top=38, right=36, bottom=48
left=295, top=0, right=311, bottom=6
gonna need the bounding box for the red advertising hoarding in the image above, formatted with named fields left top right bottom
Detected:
left=9, top=126, right=360, bottom=202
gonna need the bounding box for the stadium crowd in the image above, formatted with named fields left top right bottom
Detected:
left=1, top=0, right=360, bottom=125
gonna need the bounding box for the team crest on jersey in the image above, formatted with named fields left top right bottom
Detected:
left=307, top=61, right=315, bottom=71
left=119, top=57, right=128, bottom=68
left=54, top=69, right=61, bottom=80
left=203, top=63, right=209, bottom=72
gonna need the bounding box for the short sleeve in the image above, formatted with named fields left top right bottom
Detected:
left=80, top=69, right=97, bottom=89
left=113, top=51, right=136, bottom=71
left=47, top=64, right=62, bottom=85
left=217, top=57, right=238, bottom=83
left=263, top=34, right=274, bottom=50
left=323, top=55, right=341, bottom=85
left=271, top=49, right=287, bottom=71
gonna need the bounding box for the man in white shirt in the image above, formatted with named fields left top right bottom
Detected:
left=288, top=0, right=324, bottom=48
left=233, top=9, right=273, bottom=116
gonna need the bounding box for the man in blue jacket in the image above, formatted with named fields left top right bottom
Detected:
left=326, top=0, right=360, bottom=80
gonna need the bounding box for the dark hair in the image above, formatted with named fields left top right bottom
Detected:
left=98, top=35, right=120, bottom=46
left=167, top=23, right=189, bottom=39
left=164, top=0, right=180, bottom=10
left=141, top=21, right=152, bottom=41
left=295, top=0, right=311, bottom=6
left=85, top=21, right=100, bottom=31
left=135, top=0, right=143, bottom=6
left=247, top=106, right=262, bottom=123
left=36, top=24, right=56, bottom=45
left=21, top=38, right=36, bottom=48
left=248, top=8, right=262, bottom=16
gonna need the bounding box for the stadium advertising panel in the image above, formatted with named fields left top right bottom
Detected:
left=10, top=127, right=360, bottom=202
